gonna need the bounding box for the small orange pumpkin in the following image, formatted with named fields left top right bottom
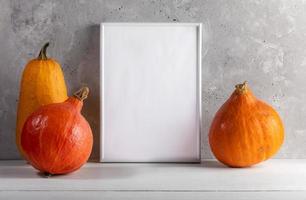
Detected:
left=209, top=82, right=284, bottom=167
left=21, top=87, right=93, bottom=175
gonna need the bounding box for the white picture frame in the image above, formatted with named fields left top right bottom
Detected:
left=100, top=23, right=202, bottom=162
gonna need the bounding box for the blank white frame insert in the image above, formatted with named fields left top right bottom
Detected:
left=100, top=23, right=202, bottom=162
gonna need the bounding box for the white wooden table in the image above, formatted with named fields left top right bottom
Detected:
left=0, top=159, right=305, bottom=199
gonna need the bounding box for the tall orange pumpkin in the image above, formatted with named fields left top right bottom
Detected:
left=209, top=82, right=284, bottom=167
left=16, top=43, right=68, bottom=157
left=21, top=87, right=93, bottom=175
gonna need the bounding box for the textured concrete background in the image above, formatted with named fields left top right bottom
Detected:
left=1, top=0, right=306, bottom=160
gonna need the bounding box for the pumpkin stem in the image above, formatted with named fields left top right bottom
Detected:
left=37, top=42, right=49, bottom=60
left=74, top=87, right=90, bottom=101
left=235, top=81, right=248, bottom=93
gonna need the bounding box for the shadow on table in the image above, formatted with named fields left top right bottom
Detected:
left=0, top=162, right=137, bottom=179
left=199, top=160, right=266, bottom=169
left=200, top=160, right=228, bottom=168
left=60, top=165, right=138, bottom=180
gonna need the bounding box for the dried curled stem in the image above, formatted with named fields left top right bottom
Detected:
left=73, top=87, right=90, bottom=101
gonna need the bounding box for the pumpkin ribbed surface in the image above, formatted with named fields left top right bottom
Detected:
left=21, top=87, right=92, bottom=175
left=209, top=82, right=284, bottom=167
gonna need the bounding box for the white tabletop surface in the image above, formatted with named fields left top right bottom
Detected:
left=0, top=159, right=306, bottom=199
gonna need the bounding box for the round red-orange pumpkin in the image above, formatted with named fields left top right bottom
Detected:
left=209, top=82, right=284, bottom=167
left=21, top=87, right=93, bottom=175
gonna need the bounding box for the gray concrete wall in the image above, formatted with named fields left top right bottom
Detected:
left=1, top=0, right=305, bottom=160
